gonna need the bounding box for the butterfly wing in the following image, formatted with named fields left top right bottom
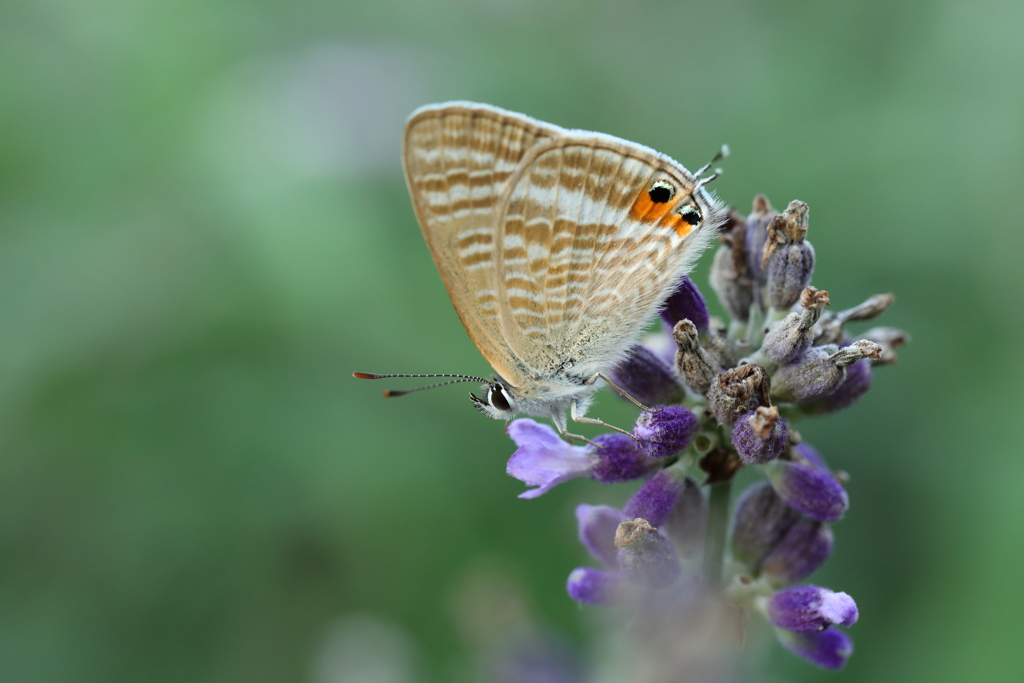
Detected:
left=403, top=102, right=561, bottom=386
left=496, top=134, right=726, bottom=389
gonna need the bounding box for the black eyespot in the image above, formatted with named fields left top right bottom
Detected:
left=489, top=385, right=511, bottom=411
left=679, top=205, right=702, bottom=226
left=648, top=180, right=675, bottom=204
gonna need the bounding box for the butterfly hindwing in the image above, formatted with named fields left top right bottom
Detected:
left=403, top=102, right=561, bottom=386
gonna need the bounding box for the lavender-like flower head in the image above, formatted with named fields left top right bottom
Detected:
left=501, top=194, right=906, bottom=673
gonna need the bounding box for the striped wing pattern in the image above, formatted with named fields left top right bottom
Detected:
left=404, top=102, right=723, bottom=399
left=403, top=103, right=561, bottom=386
left=499, top=137, right=714, bottom=382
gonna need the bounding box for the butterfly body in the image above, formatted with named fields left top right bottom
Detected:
left=401, top=102, right=726, bottom=435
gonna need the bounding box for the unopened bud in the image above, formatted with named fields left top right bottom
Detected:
left=761, top=287, right=830, bottom=365
left=767, top=585, right=859, bottom=632
left=745, top=194, right=777, bottom=285
left=771, top=341, right=881, bottom=404
left=633, top=405, right=699, bottom=458
left=673, top=319, right=718, bottom=395
left=776, top=626, right=853, bottom=670
left=762, top=201, right=814, bottom=310
left=732, top=406, right=788, bottom=464
left=663, top=477, right=706, bottom=558
left=709, top=211, right=755, bottom=322
left=615, top=518, right=681, bottom=588
left=567, top=567, right=620, bottom=605
left=660, top=276, right=710, bottom=334
left=610, top=344, right=687, bottom=406
left=763, top=460, right=849, bottom=523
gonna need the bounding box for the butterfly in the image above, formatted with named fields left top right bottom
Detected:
left=356, top=102, right=726, bottom=440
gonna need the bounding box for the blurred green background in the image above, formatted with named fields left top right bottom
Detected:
left=1, top=0, right=1022, bottom=681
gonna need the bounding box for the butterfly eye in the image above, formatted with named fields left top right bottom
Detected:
left=488, top=385, right=511, bottom=412
left=648, top=180, right=675, bottom=204
left=679, top=205, right=702, bottom=226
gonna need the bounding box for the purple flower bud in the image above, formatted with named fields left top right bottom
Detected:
left=760, top=287, right=830, bottom=365
left=609, top=344, right=686, bottom=407
left=768, top=585, right=859, bottom=632
left=762, top=201, right=814, bottom=310
left=672, top=319, right=718, bottom=395
left=709, top=210, right=755, bottom=322
left=731, top=482, right=797, bottom=567
left=664, top=477, right=706, bottom=557
left=633, top=406, right=698, bottom=458
left=575, top=504, right=623, bottom=568
left=623, top=470, right=685, bottom=527
left=777, top=626, right=853, bottom=670
left=590, top=433, right=656, bottom=483
left=710, top=243, right=755, bottom=323
left=744, top=195, right=777, bottom=285
left=767, top=241, right=816, bottom=310
left=660, top=276, right=710, bottom=334
left=614, top=518, right=681, bottom=588
left=567, top=567, right=620, bottom=606
left=792, top=442, right=830, bottom=472
left=807, top=358, right=873, bottom=414
left=506, top=420, right=598, bottom=499
left=732, top=483, right=834, bottom=582
left=763, top=460, right=849, bottom=523
left=771, top=341, right=881, bottom=404
left=706, top=363, right=771, bottom=425
left=761, top=516, right=835, bottom=585
left=732, top=406, right=788, bottom=464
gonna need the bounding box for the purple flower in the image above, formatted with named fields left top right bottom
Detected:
left=732, top=406, right=788, bottom=464
left=663, top=477, right=706, bottom=557
left=590, top=433, right=655, bottom=483
left=744, top=194, right=776, bottom=285
left=731, top=482, right=797, bottom=567
left=777, top=626, right=854, bottom=670
left=660, top=276, right=710, bottom=334
left=792, top=442, right=830, bottom=472
left=810, top=358, right=873, bottom=414
left=772, top=341, right=881, bottom=404
left=576, top=504, right=623, bottom=568
left=615, top=518, right=681, bottom=588
left=767, top=585, right=859, bottom=632
left=609, top=344, right=686, bottom=407
left=506, top=420, right=599, bottom=499
left=761, top=516, right=835, bottom=585
left=633, top=406, right=698, bottom=458
left=567, top=567, right=619, bottom=606
left=623, top=470, right=685, bottom=527
left=763, top=460, right=849, bottom=523
left=506, top=421, right=653, bottom=498
left=568, top=506, right=681, bottom=602
left=731, top=482, right=834, bottom=583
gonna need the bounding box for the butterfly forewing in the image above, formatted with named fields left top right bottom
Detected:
left=403, top=103, right=562, bottom=386
left=498, top=135, right=722, bottom=384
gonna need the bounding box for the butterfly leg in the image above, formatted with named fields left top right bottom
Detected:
left=550, top=406, right=599, bottom=446
left=595, top=373, right=660, bottom=413
left=570, top=399, right=637, bottom=441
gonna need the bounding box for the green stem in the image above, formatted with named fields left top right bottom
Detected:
left=702, top=480, right=732, bottom=589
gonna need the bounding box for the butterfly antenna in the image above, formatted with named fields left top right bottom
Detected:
left=693, top=144, right=730, bottom=179
left=352, top=372, right=489, bottom=398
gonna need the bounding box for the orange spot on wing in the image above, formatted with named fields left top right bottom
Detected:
left=629, top=191, right=673, bottom=223
left=659, top=212, right=693, bottom=239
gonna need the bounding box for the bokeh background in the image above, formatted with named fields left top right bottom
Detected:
left=2, top=0, right=1022, bottom=681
